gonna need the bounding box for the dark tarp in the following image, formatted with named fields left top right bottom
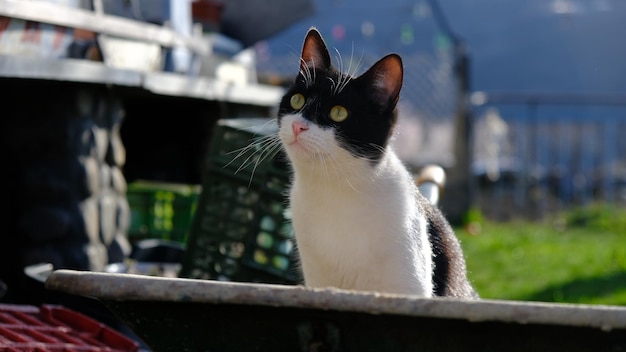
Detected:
left=220, top=0, right=315, bottom=47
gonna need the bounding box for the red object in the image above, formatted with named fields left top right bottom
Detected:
left=191, top=0, right=223, bottom=28
left=0, top=303, right=139, bottom=351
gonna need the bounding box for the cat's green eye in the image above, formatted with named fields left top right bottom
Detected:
left=329, top=105, right=348, bottom=122
left=290, top=93, right=306, bottom=110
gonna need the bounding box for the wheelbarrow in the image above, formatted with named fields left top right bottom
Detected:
left=46, top=269, right=626, bottom=351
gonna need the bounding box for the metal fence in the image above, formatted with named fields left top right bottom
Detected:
left=471, top=93, right=626, bottom=220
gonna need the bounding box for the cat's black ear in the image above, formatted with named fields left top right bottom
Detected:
left=359, top=54, right=403, bottom=108
left=300, top=28, right=332, bottom=71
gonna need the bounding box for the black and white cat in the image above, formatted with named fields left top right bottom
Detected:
left=277, top=28, right=477, bottom=299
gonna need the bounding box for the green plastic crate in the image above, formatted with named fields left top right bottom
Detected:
left=127, top=181, right=201, bottom=244
left=181, top=118, right=300, bottom=284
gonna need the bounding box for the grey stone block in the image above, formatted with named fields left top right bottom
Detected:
left=98, top=193, right=117, bottom=246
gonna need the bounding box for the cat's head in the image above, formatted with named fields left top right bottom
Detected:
left=278, top=28, right=403, bottom=168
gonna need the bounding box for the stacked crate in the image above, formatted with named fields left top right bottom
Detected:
left=181, top=118, right=300, bottom=284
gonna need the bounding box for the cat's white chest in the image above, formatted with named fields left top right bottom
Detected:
left=289, top=153, right=434, bottom=296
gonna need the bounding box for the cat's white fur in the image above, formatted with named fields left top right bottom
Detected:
left=279, top=113, right=434, bottom=296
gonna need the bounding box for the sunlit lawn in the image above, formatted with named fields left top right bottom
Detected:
left=455, top=205, right=626, bottom=306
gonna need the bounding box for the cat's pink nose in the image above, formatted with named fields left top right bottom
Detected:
left=292, top=120, right=309, bottom=137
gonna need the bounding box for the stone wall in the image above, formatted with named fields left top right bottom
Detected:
left=0, top=78, right=274, bottom=302
left=0, top=80, right=129, bottom=301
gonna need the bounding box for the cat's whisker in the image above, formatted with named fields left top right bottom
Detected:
left=322, top=145, right=359, bottom=193
left=313, top=148, right=330, bottom=197
left=224, top=138, right=265, bottom=169
left=335, top=46, right=360, bottom=95
left=256, top=138, right=283, bottom=167
left=300, top=140, right=332, bottom=196
left=243, top=136, right=275, bottom=163
left=353, top=49, right=365, bottom=77
left=298, top=69, right=309, bottom=88
left=322, top=152, right=343, bottom=196
left=333, top=48, right=345, bottom=95
left=344, top=176, right=360, bottom=193
left=226, top=131, right=282, bottom=186
left=224, top=134, right=267, bottom=157
left=334, top=48, right=343, bottom=74
left=326, top=77, right=337, bottom=95
left=367, top=143, right=387, bottom=155
left=334, top=71, right=351, bottom=96
left=307, top=59, right=316, bottom=85
left=345, top=158, right=367, bottom=193
left=299, top=58, right=315, bottom=88
left=246, top=138, right=282, bottom=186
left=323, top=149, right=341, bottom=195
left=232, top=142, right=266, bottom=174
left=346, top=44, right=364, bottom=78
left=338, top=74, right=352, bottom=95
left=335, top=76, right=343, bottom=96
left=345, top=43, right=356, bottom=78
left=335, top=47, right=359, bottom=96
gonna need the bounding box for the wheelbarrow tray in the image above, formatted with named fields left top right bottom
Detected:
left=46, top=270, right=626, bottom=351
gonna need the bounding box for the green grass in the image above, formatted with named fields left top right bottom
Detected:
left=455, top=205, right=626, bottom=306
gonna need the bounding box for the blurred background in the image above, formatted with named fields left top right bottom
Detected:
left=0, top=0, right=625, bottom=315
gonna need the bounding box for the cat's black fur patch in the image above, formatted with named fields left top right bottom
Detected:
left=423, top=196, right=478, bottom=298
left=278, top=68, right=397, bottom=163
